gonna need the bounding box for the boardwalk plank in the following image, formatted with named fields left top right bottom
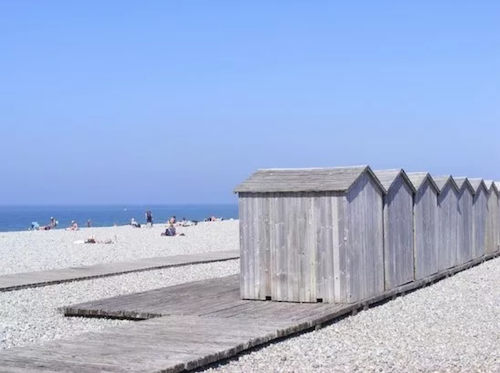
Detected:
left=0, top=250, right=239, bottom=292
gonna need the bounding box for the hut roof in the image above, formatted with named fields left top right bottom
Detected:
left=432, top=176, right=460, bottom=193
left=452, top=177, right=475, bottom=194
left=373, top=169, right=416, bottom=194
left=484, top=180, right=499, bottom=196
left=468, top=178, right=489, bottom=195
left=234, top=165, right=386, bottom=193
left=406, top=172, right=439, bottom=192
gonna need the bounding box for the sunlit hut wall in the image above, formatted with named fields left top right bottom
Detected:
left=234, top=166, right=386, bottom=304
left=468, top=179, right=489, bottom=259
left=485, top=181, right=500, bottom=254
left=373, top=169, right=416, bottom=290
left=406, top=172, right=439, bottom=280
left=453, top=177, right=475, bottom=265
left=433, top=176, right=460, bottom=271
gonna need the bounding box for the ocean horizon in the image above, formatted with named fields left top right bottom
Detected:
left=0, top=204, right=238, bottom=232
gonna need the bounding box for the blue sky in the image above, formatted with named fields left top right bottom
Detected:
left=0, top=1, right=498, bottom=204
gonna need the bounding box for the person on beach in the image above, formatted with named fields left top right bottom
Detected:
left=84, top=235, right=115, bottom=244
left=130, top=218, right=141, bottom=228
left=86, top=219, right=92, bottom=228
left=161, top=223, right=185, bottom=236
left=39, top=217, right=57, bottom=230
left=145, top=210, right=153, bottom=227
left=66, top=220, right=78, bottom=231
left=169, top=216, right=176, bottom=225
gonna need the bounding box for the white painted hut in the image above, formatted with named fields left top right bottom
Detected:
left=453, top=177, right=474, bottom=265
left=433, top=176, right=460, bottom=271
left=469, top=179, right=489, bottom=259
left=373, top=169, right=416, bottom=290
left=234, top=166, right=386, bottom=304
left=484, top=181, right=499, bottom=254
left=406, top=172, right=439, bottom=280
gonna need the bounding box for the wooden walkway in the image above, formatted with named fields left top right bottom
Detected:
left=0, top=250, right=239, bottom=292
left=0, top=252, right=498, bottom=373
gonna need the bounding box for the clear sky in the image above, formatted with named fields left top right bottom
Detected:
left=0, top=1, right=498, bottom=204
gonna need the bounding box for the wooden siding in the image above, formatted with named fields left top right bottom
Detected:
left=382, top=175, right=415, bottom=290
left=240, top=191, right=340, bottom=302
left=343, top=172, right=384, bottom=303
left=238, top=168, right=498, bottom=305
left=239, top=171, right=383, bottom=304
left=472, top=186, right=488, bottom=259
left=457, top=185, right=474, bottom=264
left=413, top=180, right=439, bottom=280
left=437, top=182, right=460, bottom=270
left=486, top=188, right=499, bottom=254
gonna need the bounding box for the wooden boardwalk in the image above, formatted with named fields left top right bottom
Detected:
left=0, top=252, right=498, bottom=373
left=0, top=250, right=239, bottom=292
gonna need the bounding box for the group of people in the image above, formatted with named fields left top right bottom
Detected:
left=32, top=217, right=80, bottom=231
left=32, top=209, right=224, bottom=240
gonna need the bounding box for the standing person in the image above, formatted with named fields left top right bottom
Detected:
left=145, top=209, right=153, bottom=227
left=86, top=219, right=92, bottom=228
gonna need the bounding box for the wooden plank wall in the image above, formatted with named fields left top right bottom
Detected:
left=472, top=188, right=488, bottom=259
left=486, top=191, right=499, bottom=254
left=414, top=181, right=439, bottom=280
left=240, top=191, right=346, bottom=303
left=383, top=176, right=414, bottom=290
left=343, top=172, right=384, bottom=303
left=458, top=186, right=474, bottom=264
left=239, top=174, right=500, bottom=304
left=437, top=183, right=460, bottom=271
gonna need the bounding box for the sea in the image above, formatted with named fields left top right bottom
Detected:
left=0, top=204, right=239, bottom=232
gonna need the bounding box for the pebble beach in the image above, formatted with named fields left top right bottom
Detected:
left=1, top=220, right=500, bottom=372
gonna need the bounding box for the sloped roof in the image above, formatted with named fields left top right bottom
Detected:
left=373, top=169, right=416, bottom=193
left=484, top=180, right=499, bottom=196
left=234, top=165, right=386, bottom=193
left=452, top=177, right=475, bottom=194
left=468, top=178, right=489, bottom=195
left=432, top=176, right=460, bottom=193
left=406, top=172, right=439, bottom=192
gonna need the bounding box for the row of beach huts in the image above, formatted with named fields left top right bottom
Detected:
left=234, top=166, right=500, bottom=304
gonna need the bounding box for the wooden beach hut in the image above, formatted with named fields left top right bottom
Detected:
left=453, top=177, right=474, bottom=265
left=373, top=169, right=416, bottom=290
left=234, top=165, right=386, bottom=304
left=469, top=179, right=488, bottom=259
left=485, top=180, right=499, bottom=254
left=406, top=172, right=439, bottom=280
left=433, top=176, right=460, bottom=271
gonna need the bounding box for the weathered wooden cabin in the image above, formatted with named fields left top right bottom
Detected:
left=406, top=172, right=439, bottom=280
left=234, top=166, right=386, bottom=304
left=469, top=179, right=489, bottom=260
left=373, top=169, right=416, bottom=290
left=453, top=177, right=474, bottom=265
left=433, top=176, right=460, bottom=271
left=485, top=180, right=499, bottom=254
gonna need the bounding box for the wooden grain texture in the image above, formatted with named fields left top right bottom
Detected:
left=486, top=182, right=500, bottom=254
left=413, top=179, right=439, bottom=280
left=343, top=172, right=384, bottom=302
left=437, top=179, right=460, bottom=271
left=380, top=174, right=415, bottom=290
left=456, top=180, right=474, bottom=264
left=0, top=250, right=240, bottom=293
left=472, top=183, right=488, bottom=259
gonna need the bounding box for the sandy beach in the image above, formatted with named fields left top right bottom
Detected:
left=2, top=221, right=500, bottom=372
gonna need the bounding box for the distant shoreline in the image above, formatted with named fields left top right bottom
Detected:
left=0, top=204, right=239, bottom=233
